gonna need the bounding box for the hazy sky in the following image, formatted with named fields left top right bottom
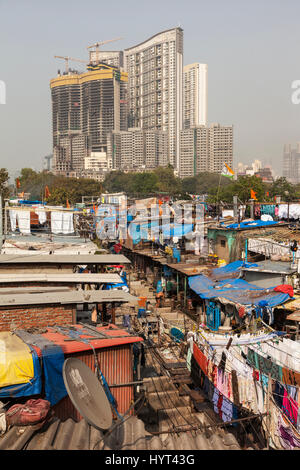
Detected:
left=0, top=0, right=300, bottom=178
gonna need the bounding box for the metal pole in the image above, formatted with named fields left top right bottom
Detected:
left=250, top=199, right=254, bottom=219
left=4, top=200, right=7, bottom=238
left=233, top=195, right=238, bottom=221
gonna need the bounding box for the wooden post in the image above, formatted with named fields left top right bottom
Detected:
left=184, top=275, right=187, bottom=309
left=112, top=303, right=116, bottom=325
left=266, top=373, right=271, bottom=450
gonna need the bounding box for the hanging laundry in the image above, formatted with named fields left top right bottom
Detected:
left=277, top=413, right=300, bottom=450
left=9, top=210, right=17, bottom=231
left=193, top=343, right=208, bottom=375
left=282, top=389, right=299, bottom=427
left=51, top=211, right=74, bottom=235
left=260, top=204, right=275, bottom=217
left=35, top=207, right=47, bottom=225
left=16, top=210, right=30, bottom=234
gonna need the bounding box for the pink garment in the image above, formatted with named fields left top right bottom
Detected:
left=282, top=390, right=298, bottom=427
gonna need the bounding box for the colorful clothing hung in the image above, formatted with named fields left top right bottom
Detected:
left=277, top=414, right=300, bottom=450
left=282, top=390, right=298, bottom=427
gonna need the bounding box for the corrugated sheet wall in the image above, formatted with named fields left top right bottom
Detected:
left=53, top=344, right=134, bottom=422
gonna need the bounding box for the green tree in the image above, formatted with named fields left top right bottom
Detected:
left=0, top=168, right=10, bottom=199
left=208, top=175, right=266, bottom=203
left=182, top=172, right=232, bottom=195
left=153, top=166, right=182, bottom=195
left=270, top=177, right=297, bottom=201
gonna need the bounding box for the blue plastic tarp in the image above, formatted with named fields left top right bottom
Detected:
left=188, top=275, right=291, bottom=307
left=129, top=220, right=193, bottom=244
left=211, top=260, right=258, bottom=278
left=41, top=344, right=67, bottom=406
left=223, top=220, right=280, bottom=230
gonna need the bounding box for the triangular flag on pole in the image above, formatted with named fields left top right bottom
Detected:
left=44, top=186, right=51, bottom=198
left=221, top=163, right=234, bottom=179
left=66, top=199, right=70, bottom=208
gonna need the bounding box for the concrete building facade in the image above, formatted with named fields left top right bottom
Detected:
left=184, top=63, right=208, bottom=129
left=179, top=124, right=233, bottom=178
left=50, top=64, right=128, bottom=174
left=108, top=128, right=168, bottom=170
left=124, top=28, right=183, bottom=170
left=283, top=143, right=300, bottom=184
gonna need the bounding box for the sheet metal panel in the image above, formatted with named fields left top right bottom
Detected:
left=53, top=344, right=134, bottom=422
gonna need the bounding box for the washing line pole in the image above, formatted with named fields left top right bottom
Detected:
left=245, top=238, right=248, bottom=264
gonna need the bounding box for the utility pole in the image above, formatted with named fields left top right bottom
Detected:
left=233, top=195, right=238, bottom=222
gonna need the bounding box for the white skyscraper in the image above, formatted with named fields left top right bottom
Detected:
left=184, top=63, right=208, bottom=129
left=124, top=28, right=184, bottom=170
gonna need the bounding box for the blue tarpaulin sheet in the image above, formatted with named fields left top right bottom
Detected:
left=188, top=275, right=291, bottom=307
left=129, top=220, right=193, bottom=244
left=211, top=260, right=258, bottom=279
left=41, top=344, right=67, bottom=406
left=222, top=220, right=280, bottom=230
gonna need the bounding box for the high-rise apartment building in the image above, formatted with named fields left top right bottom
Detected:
left=89, top=50, right=124, bottom=69
left=179, top=126, right=209, bottom=178
left=108, top=128, right=168, bottom=170
left=50, top=63, right=128, bottom=173
left=183, top=63, right=207, bottom=129
left=208, top=123, right=233, bottom=173
left=124, top=27, right=183, bottom=170
left=179, top=124, right=233, bottom=178
left=283, top=143, right=300, bottom=183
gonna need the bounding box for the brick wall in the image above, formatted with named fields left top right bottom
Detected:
left=0, top=304, right=74, bottom=331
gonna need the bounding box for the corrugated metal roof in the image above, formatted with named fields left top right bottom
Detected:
left=241, top=260, right=296, bottom=274
left=0, top=273, right=123, bottom=284
left=0, top=254, right=131, bottom=265
left=0, top=414, right=246, bottom=450
left=0, top=290, right=138, bottom=306
left=27, top=324, right=143, bottom=355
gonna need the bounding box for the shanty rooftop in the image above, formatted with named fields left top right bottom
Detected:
left=0, top=254, right=131, bottom=265
left=16, top=323, right=143, bottom=354
left=241, top=260, right=296, bottom=275
left=0, top=290, right=138, bottom=307
left=0, top=273, right=123, bottom=284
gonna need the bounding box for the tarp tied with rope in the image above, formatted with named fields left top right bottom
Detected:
left=189, top=261, right=292, bottom=307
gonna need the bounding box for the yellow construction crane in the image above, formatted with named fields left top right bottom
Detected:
left=87, top=37, right=123, bottom=63
left=54, top=55, right=89, bottom=74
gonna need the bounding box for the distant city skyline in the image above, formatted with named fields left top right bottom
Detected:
left=1, top=0, right=300, bottom=178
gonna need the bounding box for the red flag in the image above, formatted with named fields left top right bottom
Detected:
left=16, top=178, right=20, bottom=188
left=66, top=199, right=70, bottom=208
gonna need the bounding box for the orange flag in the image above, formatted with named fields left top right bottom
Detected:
left=66, top=199, right=70, bottom=208
left=16, top=178, right=21, bottom=188
left=44, top=186, right=51, bottom=198
left=250, top=189, right=257, bottom=200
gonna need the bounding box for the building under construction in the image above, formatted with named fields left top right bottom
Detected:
left=50, top=63, right=128, bottom=174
